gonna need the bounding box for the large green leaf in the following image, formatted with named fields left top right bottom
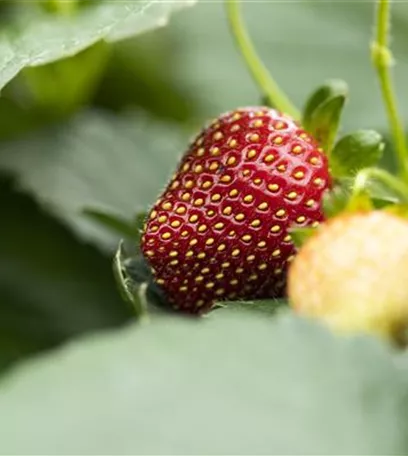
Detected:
left=166, top=0, right=408, bottom=133
left=0, top=0, right=195, bottom=91
left=0, top=111, right=187, bottom=250
left=0, top=312, right=407, bottom=454
left=0, top=178, right=131, bottom=370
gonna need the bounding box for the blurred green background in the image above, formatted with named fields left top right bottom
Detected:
left=0, top=0, right=407, bottom=371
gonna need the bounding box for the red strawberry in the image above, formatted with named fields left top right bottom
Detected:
left=141, top=107, right=330, bottom=313
left=288, top=211, right=408, bottom=342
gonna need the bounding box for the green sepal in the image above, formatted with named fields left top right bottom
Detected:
left=340, top=176, right=400, bottom=205
left=322, top=182, right=350, bottom=218
left=113, top=239, right=173, bottom=317
left=323, top=176, right=395, bottom=219
left=134, top=212, right=148, bottom=244
left=330, top=130, right=384, bottom=178
left=289, top=226, right=317, bottom=249
left=346, top=190, right=374, bottom=213
left=303, top=79, right=348, bottom=153
left=113, top=240, right=149, bottom=320
left=260, top=95, right=275, bottom=109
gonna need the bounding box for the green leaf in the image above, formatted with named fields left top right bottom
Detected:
left=289, top=227, right=317, bottom=248
left=0, top=313, right=407, bottom=454
left=302, top=79, right=348, bottom=132
left=0, top=0, right=196, bottom=91
left=340, top=175, right=403, bottom=205
left=0, top=178, right=131, bottom=371
left=95, top=35, right=197, bottom=124
left=21, top=42, right=110, bottom=115
left=113, top=241, right=147, bottom=320
left=0, top=111, right=187, bottom=251
left=331, top=130, right=385, bottom=178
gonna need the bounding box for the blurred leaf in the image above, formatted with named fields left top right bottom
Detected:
left=21, top=42, right=110, bottom=115
left=94, top=35, right=197, bottom=123
left=0, top=178, right=132, bottom=371
left=0, top=0, right=196, bottom=91
left=83, top=209, right=137, bottom=240
left=0, top=111, right=187, bottom=251
left=367, top=179, right=405, bottom=204
left=331, top=130, right=385, bottom=178
left=0, top=97, right=47, bottom=140
left=83, top=209, right=146, bottom=244
left=0, top=313, right=407, bottom=454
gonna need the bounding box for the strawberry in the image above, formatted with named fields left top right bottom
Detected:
left=288, top=211, right=408, bottom=342
left=141, top=107, right=330, bottom=313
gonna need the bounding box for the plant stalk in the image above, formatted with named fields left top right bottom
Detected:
left=372, top=0, right=408, bottom=179
left=225, top=0, right=300, bottom=120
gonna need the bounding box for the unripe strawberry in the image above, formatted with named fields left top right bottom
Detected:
left=141, top=107, right=330, bottom=313
left=288, top=211, right=408, bottom=342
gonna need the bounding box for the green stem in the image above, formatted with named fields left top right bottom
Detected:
left=225, top=0, right=300, bottom=120
left=372, top=0, right=408, bottom=179
left=352, top=167, right=408, bottom=203
left=43, top=0, right=79, bottom=15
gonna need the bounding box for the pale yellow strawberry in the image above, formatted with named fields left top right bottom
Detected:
left=288, top=211, right=408, bottom=342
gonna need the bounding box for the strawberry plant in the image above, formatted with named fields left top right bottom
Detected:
left=2, top=0, right=408, bottom=454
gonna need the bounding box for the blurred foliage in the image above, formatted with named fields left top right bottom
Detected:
left=0, top=178, right=132, bottom=371
left=1, top=313, right=408, bottom=455
left=0, top=110, right=187, bottom=249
